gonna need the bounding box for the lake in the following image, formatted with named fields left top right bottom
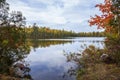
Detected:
left=25, top=37, right=105, bottom=80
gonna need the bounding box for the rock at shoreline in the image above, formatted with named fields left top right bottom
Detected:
left=13, top=63, right=31, bottom=78
left=100, top=54, right=113, bottom=64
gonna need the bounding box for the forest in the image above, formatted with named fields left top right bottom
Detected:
left=0, top=0, right=120, bottom=80
left=25, top=25, right=105, bottom=39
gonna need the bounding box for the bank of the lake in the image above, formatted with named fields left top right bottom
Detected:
left=75, top=42, right=120, bottom=80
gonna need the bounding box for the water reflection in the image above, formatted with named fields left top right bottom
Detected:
left=0, top=37, right=102, bottom=79
left=28, top=37, right=105, bottom=50
left=26, top=46, right=76, bottom=80
left=28, top=39, right=73, bottom=48
left=26, top=37, right=105, bottom=80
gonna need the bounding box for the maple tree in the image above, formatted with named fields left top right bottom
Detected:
left=89, top=0, right=120, bottom=64
left=89, top=0, right=120, bottom=35
left=88, top=0, right=114, bottom=32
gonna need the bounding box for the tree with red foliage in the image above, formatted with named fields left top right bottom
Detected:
left=88, top=0, right=114, bottom=32
left=89, top=0, right=120, bottom=65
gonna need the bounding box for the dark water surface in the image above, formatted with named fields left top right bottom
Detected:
left=25, top=37, right=105, bottom=80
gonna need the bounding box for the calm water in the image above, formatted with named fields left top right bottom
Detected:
left=25, top=37, right=105, bottom=80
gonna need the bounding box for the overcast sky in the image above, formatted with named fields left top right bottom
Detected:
left=7, top=0, right=104, bottom=32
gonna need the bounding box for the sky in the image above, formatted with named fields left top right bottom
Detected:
left=7, top=0, right=104, bottom=32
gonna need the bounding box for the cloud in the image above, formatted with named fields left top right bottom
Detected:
left=7, top=0, right=104, bottom=32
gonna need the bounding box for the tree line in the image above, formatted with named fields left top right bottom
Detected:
left=25, top=24, right=105, bottom=39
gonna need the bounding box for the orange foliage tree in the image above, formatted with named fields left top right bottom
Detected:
left=89, top=0, right=120, bottom=64
left=88, top=0, right=114, bottom=32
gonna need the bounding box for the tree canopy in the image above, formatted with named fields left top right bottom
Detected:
left=0, top=0, right=30, bottom=74
left=89, top=0, right=120, bottom=35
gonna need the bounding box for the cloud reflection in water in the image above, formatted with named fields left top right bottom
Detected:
left=25, top=37, right=105, bottom=80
